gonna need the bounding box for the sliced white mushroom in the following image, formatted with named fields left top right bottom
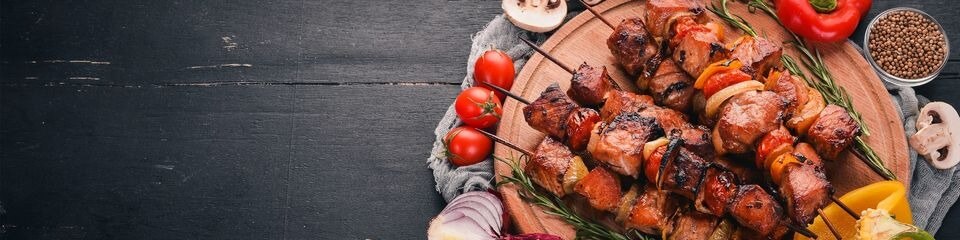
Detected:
left=582, top=0, right=604, bottom=5
left=502, top=0, right=567, bottom=33
left=910, top=102, right=960, bottom=169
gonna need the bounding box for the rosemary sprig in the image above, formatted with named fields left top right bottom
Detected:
left=708, top=0, right=757, bottom=37
left=712, top=0, right=896, bottom=180
left=496, top=155, right=652, bottom=240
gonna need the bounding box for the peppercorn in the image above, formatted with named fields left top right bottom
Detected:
left=868, top=10, right=948, bottom=79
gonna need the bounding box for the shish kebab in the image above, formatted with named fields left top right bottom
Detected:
left=590, top=0, right=857, bottom=165
left=518, top=29, right=855, bottom=230
left=486, top=62, right=829, bottom=238
left=496, top=13, right=856, bottom=240
left=582, top=0, right=862, bottom=222
left=492, top=79, right=828, bottom=238
left=483, top=129, right=817, bottom=239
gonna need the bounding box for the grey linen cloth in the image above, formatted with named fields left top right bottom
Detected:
left=427, top=14, right=546, bottom=202
left=893, top=82, right=959, bottom=235
left=429, top=12, right=958, bottom=234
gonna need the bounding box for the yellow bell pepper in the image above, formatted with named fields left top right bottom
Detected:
left=797, top=181, right=913, bottom=240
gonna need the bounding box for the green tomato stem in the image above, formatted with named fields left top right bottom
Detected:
left=809, top=0, right=838, bottom=13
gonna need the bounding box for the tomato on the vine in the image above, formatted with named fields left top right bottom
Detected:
left=455, top=87, right=502, bottom=129
left=474, top=49, right=515, bottom=101
left=444, top=126, right=493, bottom=166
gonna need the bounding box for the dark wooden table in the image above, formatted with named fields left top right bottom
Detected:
left=0, top=1, right=957, bottom=239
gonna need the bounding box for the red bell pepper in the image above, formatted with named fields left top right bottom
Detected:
left=775, top=0, right=872, bottom=42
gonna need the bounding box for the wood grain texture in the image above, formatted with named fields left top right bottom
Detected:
left=493, top=0, right=908, bottom=237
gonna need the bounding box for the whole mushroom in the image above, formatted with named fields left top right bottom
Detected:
left=910, top=102, right=960, bottom=169
left=503, top=0, right=567, bottom=33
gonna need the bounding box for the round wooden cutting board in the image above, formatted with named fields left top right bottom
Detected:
left=493, top=0, right=910, bottom=238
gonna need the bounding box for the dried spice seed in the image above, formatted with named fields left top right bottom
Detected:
left=868, top=10, right=948, bottom=79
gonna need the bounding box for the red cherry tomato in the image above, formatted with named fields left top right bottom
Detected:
left=755, top=126, right=795, bottom=169
left=455, top=87, right=503, bottom=129
left=644, top=146, right=667, bottom=185
left=703, top=70, right=752, bottom=99
left=444, top=127, right=493, bottom=166
left=474, top=49, right=515, bottom=100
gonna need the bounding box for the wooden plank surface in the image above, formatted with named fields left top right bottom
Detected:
left=0, top=0, right=958, bottom=239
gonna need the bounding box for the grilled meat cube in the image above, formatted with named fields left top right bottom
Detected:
left=523, top=83, right=578, bottom=139
left=659, top=147, right=707, bottom=199
left=728, top=184, right=787, bottom=237
left=713, top=156, right=761, bottom=184
left=588, top=112, right=664, bottom=178
left=625, top=185, right=679, bottom=234
left=608, top=18, right=662, bottom=78
left=807, top=104, right=861, bottom=160
left=793, top=142, right=823, bottom=167
left=672, top=27, right=728, bottom=78
left=694, top=165, right=740, bottom=216
left=525, top=137, right=574, bottom=197
left=565, top=108, right=601, bottom=152
left=648, top=59, right=695, bottom=113
left=568, top=63, right=614, bottom=107
left=637, top=106, right=689, bottom=133
left=766, top=71, right=810, bottom=120
left=716, top=91, right=785, bottom=154
left=678, top=125, right=714, bottom=157
left=729, top=36, right=783, bottom=78
left=779, top=163, right=833, bottom=224
left=667, top=207, right=721, bottom=240
left=645, top=0, right=705, bottom=40
left=600, top=90, right=655, bottom=122
left=574, top=166, right=622, bottom=212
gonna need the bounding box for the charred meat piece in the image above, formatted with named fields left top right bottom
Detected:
left=574, top=166, right=622, bottom=212
left=766, top=71, right=810, bottom=119
left=568, top=63, right=614, bottom=107
left=729, top=36, right=783, bottom=78
left=793, top=142, right=824, bottom=168
left=728, top=184, right=787, bottom=237
left=625, top=185, right=679, bottom=234
left=588, top=112, right=664, bottom=178
left=564, top=108, right=601, bottom=152
left=716, top=91, right=785, bottom=154
left=599, top=90, right=655, bottom=122
left=659, top=147, right=707, bottom=199
left=713, top=157, right=761, bottom=184
left=779, top=163, right=833, bottom=224
left=694, top=165, right=740, bottom=216
left=672, top=26, right=728, bottom=78
left=523, top=84, right=578, bottom=139
left=807, top=104, right=861, bottom=160
left=648, top=59, right=695, bottom=113
left=524, top=137, right=574, bottom=197
left=667, top=207, right=721, bottom=240
left=645, top=0, right=705, bottom=40
left=678, top=125, right=713, bottom=157
left=607, top=18, right=662, bottom=78
left=637, top=106, right=689, bottom=133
